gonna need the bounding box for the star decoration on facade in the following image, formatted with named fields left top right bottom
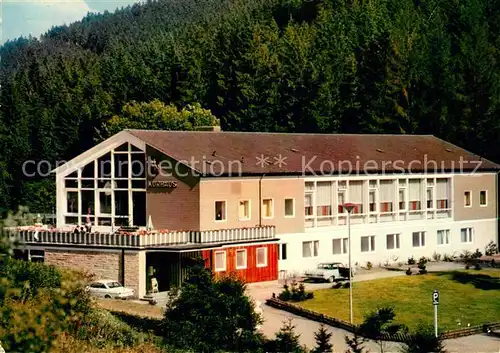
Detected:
left=256, top=154, right=271, bottom=168
left=274, top=154, right=287, bottom=168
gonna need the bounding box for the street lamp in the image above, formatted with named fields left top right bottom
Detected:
left=343, top=202, right=355, bottom=324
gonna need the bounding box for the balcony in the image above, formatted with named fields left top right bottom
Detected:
left=12, top=226, right=276, bottom=248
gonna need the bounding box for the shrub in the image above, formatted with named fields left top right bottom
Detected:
left=366, top=262, right=373, bottom=270
left=472, top=249, right=483, bottom=259
left=460, top=250, right=472, bottom=261
left=406, top=268, right=412, bottom=276
left=474, top=263, right=481, bottom=270
left=485, top=241, right=498, bottom=256
left=465, top=264, right=470, bottom=270
left=432, top=252, right=442, bottom=262
left=401, top=323, right=446, bottom=353
left=270, top=318, right=307, bottom=353
left=279, top=282, right=313, bottom=302
left=76, top=309, right=146, bottom=348
left=342, top=281, right=350, bottom=289
left=443, top=252, right=456, bottom=262
left=407, top=256, right=416, bottom=265
left=397, top=262, right=404, bottom=268
left=418, top=257, right=428, bottom=274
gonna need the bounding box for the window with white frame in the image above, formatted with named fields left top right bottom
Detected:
left=409, top=179, right=422, bottom=210
left=279, top=243, right=287, bottom=260
left=461, top=228, right=474, bottom=243
left=398, top=180, right=406, bottom=210
left=215, top=201, right=226, bottom=221
left=464, top=191, right=471, bottom=207
left=305, top=182, right=314, bottom=217
left=369, top=181, right=377, bottom=213
left=63, top=142, right=147, bottom=227
left=262, top=199, right=274, bottom=218
left=437, top=229, right=450, bottom=245
left=256, top=247, right=268, bottom=267
left=361, top=236, right=375, bottom=252
left=386, top=234, right=400, bottom=250
left=426, top=179, right=435, bottom=209
left=480, top=190, right=487, bottom=206
left=303, top=240, right=319, bottom=258
left=236, top=249, right=247, bottom=269
left=284, top=198, right=295, bottom=217
left=436, top=179, right=450, bottom=209
left=337, top=189, right=346, bottom=214
left=214, top=251, right=226, bottom=271
left=379, top=180, right=394, bottom=212
left=412, top=231, right=426, bottom=247
left=333, top=238, right=348, bottom=254
left=316, top=182, right=332, bottom=217
left=348, top=181, right=363, bottom=214
left=239, top=200, right=250, bottom=220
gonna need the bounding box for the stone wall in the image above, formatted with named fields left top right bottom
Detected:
left=44, top=248, right=141, bottom=297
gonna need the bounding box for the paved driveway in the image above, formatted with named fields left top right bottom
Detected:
left=247, top=264, right=500, bottom=352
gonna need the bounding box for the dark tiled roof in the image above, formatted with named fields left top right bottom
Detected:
left=127, top=130, right=500, bottom=176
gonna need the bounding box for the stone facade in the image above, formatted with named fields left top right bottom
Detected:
left=44, top=248, right=142, bottom=296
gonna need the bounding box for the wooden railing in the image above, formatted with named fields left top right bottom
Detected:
left=12, top=226, right=276, bottom=248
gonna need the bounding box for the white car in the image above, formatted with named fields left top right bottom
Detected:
left=304, top=262, right=354, bottom=283
left=86, top=279, right=135, bottom=299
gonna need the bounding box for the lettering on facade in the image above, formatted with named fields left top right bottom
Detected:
left=148, top=180, right=178, bottom=188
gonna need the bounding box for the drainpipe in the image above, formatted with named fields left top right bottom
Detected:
left=259, top=174, right=265, bottom=226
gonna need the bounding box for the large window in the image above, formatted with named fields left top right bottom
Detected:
left=361, top=236, right=375, bottom=252
left=386, top=234, right=400, bottom=250
left=63, top=142, right=146, bottom=227
left=461, top=228, right=474, bottom=243
left=303, top=241, right=319, bottom=258
left=333, top=238, right=348, bottom=254
left=412, top=231, right=426, bottom=247
left=409, top=179, right=422, bottom=211
left=316, top=182, right=332, bottom=217
left=437, top=229, right=450, bottom=245
left=348, top=181, right=363, bottom=214
left=436, top=179, right=450, bottom=209
left=379, top=180, right=394, bottom=213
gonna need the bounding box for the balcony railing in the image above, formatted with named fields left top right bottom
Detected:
left=12, top=226, right=276, bottom=248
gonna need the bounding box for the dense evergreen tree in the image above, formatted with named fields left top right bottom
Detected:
left=1, top=0, right=500, bottom=212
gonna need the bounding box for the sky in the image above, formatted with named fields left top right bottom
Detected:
left=1, top=0, right=141, bottom=44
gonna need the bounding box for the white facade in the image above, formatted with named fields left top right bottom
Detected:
left=278, top=173, right=498, bottom=274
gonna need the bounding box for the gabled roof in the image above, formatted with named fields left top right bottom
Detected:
left=126, top=130, right=500, bottom=176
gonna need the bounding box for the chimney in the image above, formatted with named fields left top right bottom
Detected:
left=194, top=126, right=221, bottom=132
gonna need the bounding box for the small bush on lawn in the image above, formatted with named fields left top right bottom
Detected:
left=406, top=268, right=412, bottom=276
left=279, top=282, right=313, bottom=302
left=432, top=252, right=442, bottom=262
left=485, top=241, right=498, bottom=256
left=407, top=256, right=416, bottom=265
left=331, top=282, right=342, bottom=289
left=474, top=263, right=481, bottom=270
left=342, top=281, right=350, bottom=289
left=417, top=257, right=428, bottom=274
left=366, top=262, right=373, bottom=270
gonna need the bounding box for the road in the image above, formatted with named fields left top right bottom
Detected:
left=247, top=264, right=500, bottom=352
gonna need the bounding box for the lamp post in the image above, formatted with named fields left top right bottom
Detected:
left=343, top=202, right=356, bottom=324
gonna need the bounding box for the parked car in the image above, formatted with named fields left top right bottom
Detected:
left=304, top=262, right=354, bottom=282
left=86, top=279, right=135, bottom=299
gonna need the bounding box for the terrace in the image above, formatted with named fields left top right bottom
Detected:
left=12, top=225, right=276, bottom=249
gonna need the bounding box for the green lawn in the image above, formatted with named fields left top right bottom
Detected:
left=296, top=269, right=500, bottom=331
